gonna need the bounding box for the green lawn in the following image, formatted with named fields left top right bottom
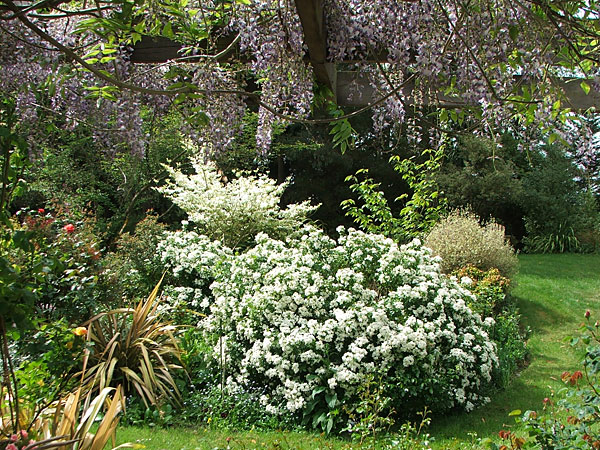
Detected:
left=429, top=253, right=600, bottom=449
left=115, top=254, right=600, bottom=450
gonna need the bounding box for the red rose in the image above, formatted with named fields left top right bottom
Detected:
left=38, top=208, right=45, bottom=214
left=63, top=224, right=75, bottom=233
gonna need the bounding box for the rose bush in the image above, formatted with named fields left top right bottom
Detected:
left=200, top=226, right=499, bottom=431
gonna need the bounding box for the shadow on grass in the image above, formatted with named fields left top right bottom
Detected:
left=513, top=295, right=572, bottom=333
left=429, top=375, right=555, bottom=445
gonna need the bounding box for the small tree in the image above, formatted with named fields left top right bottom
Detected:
left=157, top=156, right=318, bottom=250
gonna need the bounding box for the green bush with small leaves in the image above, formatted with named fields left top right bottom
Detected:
left=424, top=210, right=519, bottom=278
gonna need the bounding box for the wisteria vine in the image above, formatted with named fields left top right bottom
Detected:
left=0, top=0, right=599, bottom=158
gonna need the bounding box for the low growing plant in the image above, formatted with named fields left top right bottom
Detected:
left=452, top=266, right=511, bottom=317
left=453, top=266, right=528, bottom=388
left=522, top=221, right=582, bottom=254
left=343, top=374, right=396, bottom=445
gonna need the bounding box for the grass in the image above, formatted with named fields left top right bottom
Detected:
left=114, top=427, right=351, bottom=449
left=115, top=254, right=600, bottom=450
left=429, top=253, right=600, bottom=448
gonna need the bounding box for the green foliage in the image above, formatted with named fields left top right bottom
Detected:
left=342, top=375, right=435, bottom=449
left=3, top=206, right=105, bottom=323
left=12, top=320, right=87, bottom=413
left=435, top=136, right=526, bottom=239
left=391, top=148, right=447, bottom=238
left=490, top=309, right=529, bottom=389
left=180, top=386, right=296, bottom=432
left=123, top=401, right=176, bottom=428
left=0, top=221, right=38, bottom=330
left=0, top=98, right=36, bottom=330
left=452, top=266, right=512, bottom=317
left=425, top=210, right=519, bottom=278
left=20, top=111, right=190, bottom=245
left=102, top=214, right=167, bottom=302
left=575, top=191, right=600, bottom=253
left=453, top=266, right=528, bottom=389
left=342, top=374, right=395, bottom=445
left=341, top=169, right=402, bottom=240
left=526, top=313, right=600, bottom=448
left=434, top=136, right=600, bottom=252
left=343, top=148, right=446, bottom=243
left=278, top=136, right=390, bottom=235
left=313, top=84, right=357, bottom=155
left=522, top=221, right=582, bottom=254
left=519, top=145, right=597, bottom=254
left=212, top=113, right=270, bottom=177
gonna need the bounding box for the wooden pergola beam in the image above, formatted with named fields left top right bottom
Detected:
left=336, top=71, right=600, bottom=110
left=129, top=34, right=240, bottom=63
left=127, top=13, right=600, bottom=111
left=293, top=0, right=336, bottom=94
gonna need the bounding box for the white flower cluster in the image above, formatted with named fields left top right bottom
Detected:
left=201, top=226, right=498, bottom=417
left=156, top=158, right=319, bottom=249
left=157, top=230, right=232, bottom=313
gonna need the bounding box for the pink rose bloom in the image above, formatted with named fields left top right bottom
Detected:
left=10, top=434, right=18, bottom=442
left=63, top=223, right=75, bottom=233
left=20, top=430, right=28, bottom=439
left=7, top=443, right=18, bottom=450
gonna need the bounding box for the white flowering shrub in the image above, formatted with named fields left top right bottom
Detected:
left=201, top=226, right=498, bottom=430
left=157, top=159, right=318, bottom=249
left=157, top=230, right=232, bottom=318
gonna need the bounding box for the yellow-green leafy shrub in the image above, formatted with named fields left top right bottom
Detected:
left=424, top=210, right=518, bottom=278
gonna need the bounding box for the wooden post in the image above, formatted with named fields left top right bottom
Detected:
left=294, top=0, right=337, bottom=95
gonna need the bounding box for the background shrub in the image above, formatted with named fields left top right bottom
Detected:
left=424, top=210, right=519, bottom=277
left=520, top=145, right=597, bottom=254
left=102, top=214, right=167, bottom=304
left=435, top=136, right=527, bottom=240
left=6, top=206, right=105, bottom=323
left=436, top=136, right=600, bottom=253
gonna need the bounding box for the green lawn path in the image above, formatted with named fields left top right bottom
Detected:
left=430, top=254, right=600, bottom=449
left=115, top=254, right=600, bottom=450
